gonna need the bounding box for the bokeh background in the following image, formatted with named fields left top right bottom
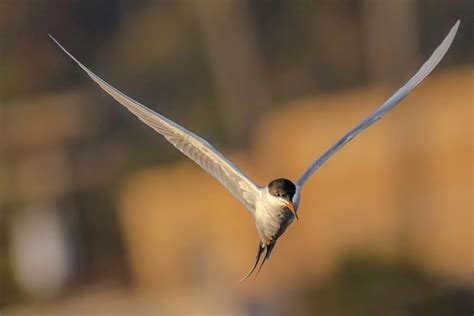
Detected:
left=0, top=1, right=472, bottom=315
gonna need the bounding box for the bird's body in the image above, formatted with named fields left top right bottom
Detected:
left=256, top=179, right=297, bottom=245
left=239, top=181, right=297, bottom=280
left=255, top=196, right=295, bottom=246
left=49, top=20, right=459, bottom=280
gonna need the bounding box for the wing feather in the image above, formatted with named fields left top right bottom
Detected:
left=296, top=20, right=460, bottom=190
left=50, top=35, right=261, bottom=214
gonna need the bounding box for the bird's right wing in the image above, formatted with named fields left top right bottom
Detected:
left=50, top=36, right=261, bottom=215
left=296, top=20, right=460, bottom=192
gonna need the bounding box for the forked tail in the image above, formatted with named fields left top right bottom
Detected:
left=239, top=243, right=265, bottom=282
left=239, top=241, right=276, bottom=282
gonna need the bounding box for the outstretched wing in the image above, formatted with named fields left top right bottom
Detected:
left=296, top=20, right=459, bottom=190
left=50, top=35, right=261, bottom=214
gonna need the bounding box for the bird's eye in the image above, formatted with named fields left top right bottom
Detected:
left=275, top=192, right=280, bottom=197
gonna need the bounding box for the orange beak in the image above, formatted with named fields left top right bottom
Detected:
left=287, top=201, right=298, bottom=220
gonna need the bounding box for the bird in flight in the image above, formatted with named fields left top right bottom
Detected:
left=50, top=20, right=459, bottom=281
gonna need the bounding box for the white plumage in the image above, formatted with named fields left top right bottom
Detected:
left=255, top=188, right=292, bottom=242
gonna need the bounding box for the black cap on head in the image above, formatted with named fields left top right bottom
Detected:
left=268, top=178, right=296, bottom=201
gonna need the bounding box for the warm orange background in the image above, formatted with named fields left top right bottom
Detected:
left=119, top=68, right=472, bottom=295
left=1, top=2, right=471, bottom=315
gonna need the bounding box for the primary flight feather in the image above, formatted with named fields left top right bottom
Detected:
left=50, top=20, right=459, bottom=280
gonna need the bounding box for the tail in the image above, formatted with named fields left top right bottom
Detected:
left=240, top=243, right=265, bottom=282
left=239, top=241, right=277, bottom=282
left=253, top=241, right=276, bottom=280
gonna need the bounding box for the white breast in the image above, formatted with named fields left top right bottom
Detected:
left=254, top=188, right=288, bottom=243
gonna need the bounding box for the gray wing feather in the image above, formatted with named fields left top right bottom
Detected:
left=296, top=20, right=459, bottom=189
left=50, top=35, right=261, bottom=214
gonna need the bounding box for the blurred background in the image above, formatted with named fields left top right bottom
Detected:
left=0, top=1, right=472, bottom=315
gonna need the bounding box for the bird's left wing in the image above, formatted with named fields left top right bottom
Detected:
left=295, top=20, right=459, bottom=194
left=50, top=36, right=261, bottom=214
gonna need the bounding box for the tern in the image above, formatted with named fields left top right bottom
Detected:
left=49, top=20, right=459, bottom=281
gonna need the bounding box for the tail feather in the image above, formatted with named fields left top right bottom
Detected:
left=239, top=243, right=265, bottom=282
left=253, top=242, right=276, bottom=280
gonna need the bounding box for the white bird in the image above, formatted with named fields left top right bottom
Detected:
left=49, top=20, right=459, bottom=281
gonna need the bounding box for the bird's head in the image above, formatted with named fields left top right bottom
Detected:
left=267, top=178, right=298, bottom=219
